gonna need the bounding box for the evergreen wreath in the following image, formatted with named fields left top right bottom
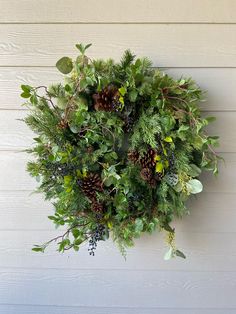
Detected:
left=21, top=43, right=220, bottom=259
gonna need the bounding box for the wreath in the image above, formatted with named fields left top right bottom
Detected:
left=21, top=43, right=220, bottom=259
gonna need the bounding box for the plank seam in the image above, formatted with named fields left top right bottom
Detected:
left=0, top=303, right=235, bottom=310
left=1, top=22, right=236, bottom=25
left=1, top=266, right=236, bottom=272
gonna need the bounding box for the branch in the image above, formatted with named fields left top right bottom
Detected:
left=42, top=222, right=89, bottom=247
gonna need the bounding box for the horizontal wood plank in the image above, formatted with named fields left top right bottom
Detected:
left=1, top=1, right=236, bottom=313
left=0, top=152, right=36, bottom=191
left=0, top=191, right=235, bottom=233
left=0, top=305, right=234, bottom=314
left=0, top=152, right=234, bottom=192
left=0, top=230, right=236, bottom=271
left=1, top=24, right=236, bottom=67
left=0, top=0, right=236, bottom=23
left=0, top=110, right=233, bottom=152
left=0, top=268, right=235, bottom=307
left=1, top=67, right=236, bottom=111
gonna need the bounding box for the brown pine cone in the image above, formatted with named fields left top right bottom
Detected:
left=92, top=85, right=120, bottom=112
left=128, top=150, right=140, bottom=164
left=81, top=173, right=103, bottom=200
left=91, top=201, right=104, bottom=213
left=140, top=168, right=153, bottom=181
left=140, top=148, right=156, bottom=168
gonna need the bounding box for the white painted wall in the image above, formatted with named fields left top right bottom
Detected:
left=0, top=1, right=236, bottom=313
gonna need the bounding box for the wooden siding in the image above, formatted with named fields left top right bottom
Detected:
left=0, top=0, right=235, bottom=313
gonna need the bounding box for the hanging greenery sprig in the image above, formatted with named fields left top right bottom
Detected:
left=21, top=43, right=220, bottom=259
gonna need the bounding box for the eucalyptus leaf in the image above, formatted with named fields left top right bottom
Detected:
left=188, top=164, right=202, bottom=177
left=56, top=57, right=73, bottom=74
left=134, top=218, right=144, bottom=233
left=186, top=179, right=203, bottom=194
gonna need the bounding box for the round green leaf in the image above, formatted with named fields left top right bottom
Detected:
left=56, top=57, right=73, bottom=74
left=186, top=179, right=203, bottom=194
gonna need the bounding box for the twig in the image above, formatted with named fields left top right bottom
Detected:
left=99, top=124, right=116, bottom=149
left=166, top=95, right=188, bottom=106
left=43, top=222, right=89, bottom=247
left=33, top=86, right=61, bottom=118
left=172, top=104, right=197, bottom=127
left=207, top=144, right=218, bottom=156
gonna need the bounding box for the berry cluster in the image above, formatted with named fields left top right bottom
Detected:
left=88, top=224, right=106, bottom=256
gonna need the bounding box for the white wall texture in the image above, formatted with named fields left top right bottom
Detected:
left=0, top=1, right=236, bottom=313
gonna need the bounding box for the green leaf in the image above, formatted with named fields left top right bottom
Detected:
left=56, top=57, right=73, bottom=74
left=21, top=85, right=32, bottom=93
left=161, top=115, right=175, bottom=133
left=164, top=136, right=173, bottom=143
left=163, top=224, right=175, bottom=233
left=80, top=78, right=88, bottom=90
left=64, top=84, right=72, bottom=93
left=155, top=161, right=164, bottom=173
left=129, top=89, right=138, bottom=102
left=118, top=86, right=127, bottom=96
left=134, top=218, right=144, bottom=233
left=30, top=94, right=38, bottom=105
left=177, top=125, right=189, bottom=140
left=179, top=79, right=186, bottom=86
left=205, top=116, right=216, bottom=123
left=58, top=239, right=70, bottom=252
left=76, top=43, right=92, bottom=54
left=86, top=77, right=94, bottom=86
left=69, top=124, right=80, bottom=134
left=188, top=164, right=201, bottom=177
left=64, top=175, right=72, bottom=185
left=175, top=249, right=186, bottom=259
left=186, top=179, right=203, bottom=194
left=103, top=176, right=115, bottom=187
left=85, top=43, right=92, bottom=50
left=21, top=92, right=31, bottom=99
left=32, top=246, right=44, bottom=253
left=72, top=228, right=80, bottom=239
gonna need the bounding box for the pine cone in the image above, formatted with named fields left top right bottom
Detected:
left=92, top=85, right=120, bottom=112
left=91, top=201, right=104, bottom=213
left=81, top=173, right=103, bottom=200
left=140, top=167, right=153, bottom=181
left=140, top=148, right=156, bottom=168
left=128, top=150, right=140, bottom=164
